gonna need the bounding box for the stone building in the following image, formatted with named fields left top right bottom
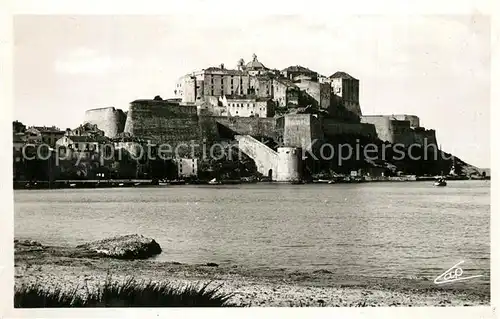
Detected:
left=360, top=114, right=437, bottom=148
left=390, top=114, right=420, bottom=128
left=220, top=95, right=275, bottom=118
left=65, top=123, right=105, bottom=138
left=175, top=54, right=275, bottom=105
left=328, top=71, right=362, bottom=116
left=25, top=126, right=65, bottom=147
left=272, top=78, right=300, bottom=108
left=176, top=158, right=198, bottom=178
left=84, top=107, right=127, bottom=138
left=175, top=74, right=199, bottom=104
left=192, top=66, right=248, bottom=99
left=245, top=54, right=268, bottom=76
left=281, top=65, right=318, bottom=82
left=13, top=132, right=26, bottom=152
left=55, top=135, right=109, bottom=153
left=294, top=80, right=331, bottom=110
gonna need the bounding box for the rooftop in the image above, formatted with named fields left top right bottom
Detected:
left=203, top=67, right=244, bottom=75
left=274, top=77, right=298, bottom=88
left=66, top=135, right=109, bottom=143
left=282, top=65, right=317, bottom=74
left=245, top=54, right=267, bottom=70
left=329, top=71, right=357, bottom=80
left=131, top=99, right=180, bottom=105
left=29, top=126, right=64, bottom=133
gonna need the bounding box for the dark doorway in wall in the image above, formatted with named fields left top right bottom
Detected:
left=268, top=169, right=273, bottom=180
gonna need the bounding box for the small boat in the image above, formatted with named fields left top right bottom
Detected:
left=118, top=183, right=124, bottom=187
left=69, top=183, right=76, bottom=187
left=434, top=179, right=447, bottom=187
left=134, top=182, right=141, bottom=186
left=315, top=179, right=331, bottom=184
left=208, top=178, right=219, bottom=185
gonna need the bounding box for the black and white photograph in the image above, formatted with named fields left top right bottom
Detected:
left=2, top=3, right=495, bottom=317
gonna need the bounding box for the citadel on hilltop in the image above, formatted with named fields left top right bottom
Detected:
left=85, top=53, right=437, bottom=147
left=14, top=54, right=454, bottom=183
left=78, top=54, right=442, bottom=181
left=173, top=54, right=362, bottom=119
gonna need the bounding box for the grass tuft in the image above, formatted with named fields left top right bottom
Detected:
left=15, top=276, right=235, bottom=307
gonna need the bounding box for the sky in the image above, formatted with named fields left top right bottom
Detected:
left=13, top=15, right=490, bottom=167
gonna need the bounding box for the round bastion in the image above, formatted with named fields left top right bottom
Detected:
left=275, top=147, right=302, bottom=182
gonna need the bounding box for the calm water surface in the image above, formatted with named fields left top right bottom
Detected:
left=15, top=181, right=490, bottom=283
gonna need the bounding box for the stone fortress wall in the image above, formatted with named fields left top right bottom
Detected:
left=235, top=135, right=278, bottom=179
left=83, top=101, right=437, bottom=162
left=123, top=99, right=219, bottom=157
left=360, top=115, right=438, bottom=148
left=234, top=135, right=302, bottom=182
left=213, top=117, right=277, bottom=140
left=84, top=107, right=127, bottom=138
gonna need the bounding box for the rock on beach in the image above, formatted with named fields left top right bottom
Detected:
left=76, top=234, right=162, bottom=260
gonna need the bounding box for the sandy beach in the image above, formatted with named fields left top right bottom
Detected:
left=14, top=240, right=489, bottom=307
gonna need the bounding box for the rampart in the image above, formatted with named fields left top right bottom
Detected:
left=282, top=114, right=324, bottom=152
left=235, top=135, right=278, bottom=179
left=235, top=135, right=302, bottom=182
left=322, top=120, right=377, bottom=139
left=360, top=116, right=394, bottom=142
left=214, top=117, right=277, bottom=139
left=391, top=114, right=420, bottom=128
left=84, top=107, right=126, bottom=138
left=123, top=100, right=219, bottom=157
left=360, top=115, right=437, bottom=147
left=295, top=81, right=331, bottom=109
left=413, top=128, right=438, bottom=147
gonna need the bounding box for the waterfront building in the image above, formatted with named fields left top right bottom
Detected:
left=13, top=133, right=27, bottom=166
left=55, top=135, right=109, bottom=153
left=177, top=158, right=198, bottom=178
left=25, top=126, right=65, bottom=147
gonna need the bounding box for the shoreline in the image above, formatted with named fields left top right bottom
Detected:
left=13, top=177, right=490, bottom=190
left=15, top=240, right=490, bottom=306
